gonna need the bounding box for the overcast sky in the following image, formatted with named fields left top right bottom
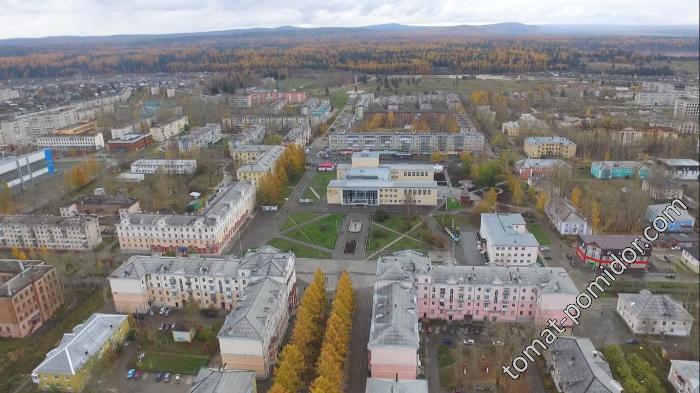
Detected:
left=0, top=0, right=698, bottom=39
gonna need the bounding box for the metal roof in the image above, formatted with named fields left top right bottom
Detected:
left=368, top=280, right=419, bottom=349
left=481, top=213, right=539, bottom=247
left=548, top=336, right=622, bottom=393
left=365, top=378, right=429, bottom=393
left=189, top=368, right=255, bottom=393
left=217, top=277, right=286, bottom=341
left=617, top=291, right=693, bottom=322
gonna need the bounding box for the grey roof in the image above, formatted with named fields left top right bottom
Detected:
left=368, top=280, right=419, bottom=349
left=237, top=145, right=284, bottom=173
left=670, top=360, right=699, bottom=393
left=190, top=368, right=255, bottom=393
left=376, top=251, right=432, bottom=283
left=0, top=215, right=97, bottom=227
left=579, top=235, right=639, bottom=250
left=365, top=378, right=429, bottom=393
left=548, top=336, right=622, bottom=393
left=658, top=158, right=700, bottom=167
left=346, top=167, right=391, bottom=181
left=683, top=245, right=700, bottom=261
left=109, top=245, right=292, bottom=280
left=481, top=213, right=539, bottom=247
left=33, top=313, right=128, bottom=376
left=617, top=290, right=694, bottom=322
left=515, top=158, right=565, bottom=169
left=647, top=203, right=694, bottom=221
left=353, top=150, right=380, bottom=159
left=525, top=136, right=575, bottom=146
left=548, top=197, right=588, bottom=224
left=122, top=181, right=253, bottom=228
left=230, top=144, right=277, bottom=153
left=218, top=277, right=286, bottom=341
left=591, top=161, right=641, bottom=170
left=0, top=259, right=55, bottom=298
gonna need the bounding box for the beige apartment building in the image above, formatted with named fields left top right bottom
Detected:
left=108, top=245, right=296, bottom=313
left=0, top=260, right=64, bottom=338
left=327, top=151, right=438, bottom=206
left=524, top=136, right=576, bottom=159
left=0, top=216, right=102, bottom=251
left=231, top=145, right=285, bottom=185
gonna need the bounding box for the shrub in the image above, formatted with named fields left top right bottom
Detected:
left=374, top=209, right=389, bottom=222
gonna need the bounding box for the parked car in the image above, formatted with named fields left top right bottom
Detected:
left=665, top=274, right=677, bottom=280
left=156, top=372, right=165, bottom=382
left=464, top=339, right=475, bottom=345
left=126, top=369, right=136, bottom=379
left=671, top=245, right=681, bottom=251
left=163, top=373, right=171, bottom=383
left=163, top=308, right=173, bottom=317
left=175, top=374, right=181, bottom=384
left=134, top=370, right=143, bottom=380
left=441, top=337, right=455, bottom=346
left=158, top=307, right=166, bottom=315
left=625, top=338, right=640, bottom=345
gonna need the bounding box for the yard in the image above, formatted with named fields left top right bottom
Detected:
left=526, top=220, right=551, bottom=246
left=137, top=352, right=210, bottom=375
left=445, top=198, right=462, bottom=211
left=267, top=238, right=332, bottom=258
left=286, top=213, right=344, bottom=249
left=374, top=213, right=421, bottom=233
left=281, top=212, right=321, bottom=230
left=367, top=226, right=401, bottom=252
left=310, top=171, right=335, bottom=196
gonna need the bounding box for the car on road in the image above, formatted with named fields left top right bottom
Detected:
left=127, top=369, right=136, bottom=379
left=665, top=274, right=676, bottom=280
left=670, top=246, right=681, bottom=250
left=156, top=372, right=165, bottom=382
left=442, top=337, right=455, bottom=346
left=625, top=338, right=640, bottom=345
left=175, top=374, right=181, bottom=384
left=163, top=373, right=171, bottom=383
left=464, top=339, right=475, bottom=345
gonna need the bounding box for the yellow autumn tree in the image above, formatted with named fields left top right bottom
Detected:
left=272, top=344, right=305, bottom=393
left=571, top=186, right=582, bottom=209
left=431, top=151, right=445, bottom=163
left=591, top=200, right=602, bottom=231
left=470, top=90, right=489, bottom=106
left=536, top=192, right=548, bottom=212
left=385, top=111, right=396, bottom=128
left=477, top=187, right=498, bottom=212
left=0, top=183, right=14, bottom=213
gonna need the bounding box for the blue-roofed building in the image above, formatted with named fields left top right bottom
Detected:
left=646, top=203, right=696, bottom=232
left=591, top=161, right=649, bottom=179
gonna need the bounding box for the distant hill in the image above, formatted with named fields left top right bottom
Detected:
left=0, top=22, right=697, bottom=46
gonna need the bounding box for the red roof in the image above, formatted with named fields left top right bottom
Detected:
left=318, top=161, right=336, bottom=168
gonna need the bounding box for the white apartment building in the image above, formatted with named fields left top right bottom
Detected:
left=0, top=88, right=19, bottom=102
left=35, top=132, right=105, bottom=151
left=230, top=124, right=266, bottom=147
left=234, top=145, right=285, bottom=185
left=108, top=245, right=296, bottom=313
left=116, top=181, right=255, bottom=255
left=283, top=124, right=311, bottom=146
left=674, top=96, right=699, bottom=122
left=149, top=116, right=189, bottom=142
left=479, top=213, right=539, bottom=267
left=668, top=360, right=699, bottom=393
left=130, top=159, right=197, bottom=175
left=111, top=124, right=138, bottom=139
left=617, top=290, right=694, bottom=336
left=178, top=123, right=222, bottom=152
left=0, top=215, right=102, bottom=251
left=0, top=109, right=80, bottom=146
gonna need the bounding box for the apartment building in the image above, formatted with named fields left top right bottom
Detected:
left=328, top=127, right=485, bottom=153
left=642, top=178, right=684, bottom=201
left=673, top=96, right=699, bottom=122
left=636, top=82, right=697, bottom=107
left=576, top=234, right=651, bottom=271
left=283, top=124, right=311, bottom=146
left=233, top=145, right=285, bottom=185
left=149, top=116, right=188, bottom=142
left=116, top=181, right=255, bottom=255
left=657, top=158, right=700, bottom=181
left=35, top=123, right=105, bottom=151
left=590, top=161, right=649, bottom=180
left=668, top=360, right=699, bottom=393
left=479, top=213, right=539, bottom=267
left=130, top=159, right=197, bottom=175
left=545, top=337, right=622, bottom=393
left=230, top=124, right=266, bottom=147
left=60, top=191, right=140, bottom=218
left=524, top=136, right=576, bottom=159
left=230, top=90, right=307, bottom=108
left=108, top=245, right=296, bottom=313
left=1, top=108, right=80, bottom=146
left=31, top=313, right=129, bottom=392
left=0, top=148, right=55, bottom=191
left=0, top=260, right=63, bottom=338
left=218, top=277, right=293, bottom=378
left=0, top=88, right=19, bottom=102
left=545, top=197, right=592, bottom=236
left=107, top=133, right=154, bottom=154
left=328, top=151, right=438, bottom=207
left=617, top=290, right=693, bottom=336
left=0, top=215, right=102, bottom=251
left=178, top=123, right=222, bottom=152
left=224, top=114, right=309, bottom=130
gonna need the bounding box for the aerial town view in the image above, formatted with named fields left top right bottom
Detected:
left=0, top=1, right=698, bottom=393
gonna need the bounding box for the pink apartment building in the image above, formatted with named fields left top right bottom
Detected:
left=368, top=251, right=579, bottom=381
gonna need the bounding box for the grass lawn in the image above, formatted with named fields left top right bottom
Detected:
left=367, top=226, right=401, bottom=252
left=268, top=238, right=332, bottom=258
left=375, top=214, right=421, bottom=233
left=302, top=187, right=319, bottom=200
left=0, top=287, right=105, bottom=393
left=433, top=214, right=470, bottom=230
left=526, top=221, right=551, bottom=245
left=290, top=213, right=344, bottom=249
left=281, top=212, right=321, bottom=230
left=330, top=90, right=349, bottom=108
left=282, top=186, right=296, bottom=199
left=137, top=352, right=210, bottom=375
left=387, top=235, right=430, bottom=252
left=310, top=171, right=336, bottom=196
left=446, top=198, right=461, bottom=211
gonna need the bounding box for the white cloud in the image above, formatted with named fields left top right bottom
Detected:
left=0, top=0, right=697, bottom=39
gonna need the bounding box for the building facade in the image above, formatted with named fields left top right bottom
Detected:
left=668, top=360, right=699, bottom=393
left=524, top=136, right=576, bottom=159
left=590, top=161, right=649, bottom=179
left=0, top=149, right=55, bottom=191
left=108, top=245, right=296, bottom=313
left=283, top=124, right=312, bottom=146
left=479, top=213, right=539, bottom=267
left=514, top=159, right=566, bottom=180
left=680, top=246, right=699, bottom=274
left=116, top=181, right=255, bottom=255
left=576, top=235, right=651, bottom=271
left=107, top=133, right=155, bottom=154
left=545, top=197, right=592, bottom=236
left=673, top=97, right=699, bottom=122
left=657, top=159, right=699, bottom=181
left=616, top=290, right=694, bottom=336
left=232, top=145, right=285, bottom=185
left=31, top=313, right=129, bottom=392
left=544, top=336, right=622, bottom=393
left=130, top=159, right=197, bottom=175
left=327, top=151, right=438, bottom=207
left=35, top=132, right=105, bottom=151
left=646, top=203, right=695, bottom=233
left=642, top=178, right=685, bottom=201
left=0, top=215, right=102, bottom=250
left=178, top=123, right=222, bottom=152
left=149, top=116, right=189, bottom=142
left=0, top=260, right=63, bottom=338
